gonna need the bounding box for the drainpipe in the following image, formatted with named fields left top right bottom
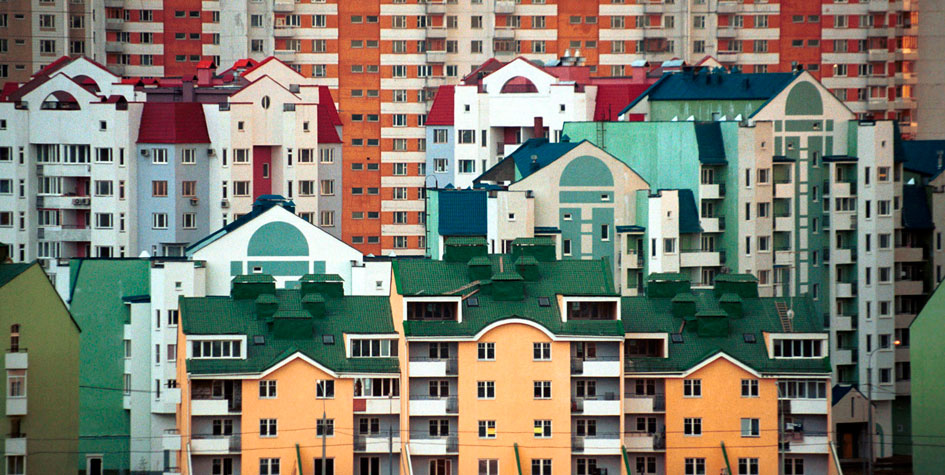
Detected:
left=622, top=445, right=633, bottom=474
left=721, top=441, right=734, bottom=475
left=513, top=442, right=523, bottom=475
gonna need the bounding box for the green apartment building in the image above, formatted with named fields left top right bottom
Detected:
left=0, top=262, right=81, bottom=474
left=911, top=281, right=945, bottom=474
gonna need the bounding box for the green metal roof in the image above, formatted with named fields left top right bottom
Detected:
left=620, top=71, right=798, bottom=116
left=694, top=122, right=727, bottom=164
left=392, top=256, right=623, bottom=338
left=233, top=274, right=276, bottom=284
left=622, top=291, right=830, bottom=374
left=180, top=289, right=398, bottom=375
left=677, top=189, right=703, bottom=234
left=444, top=236, right=488, bottom=246
left=0, top=263, right=32, bottom=288
left=901, top=184, right=934, bottom=230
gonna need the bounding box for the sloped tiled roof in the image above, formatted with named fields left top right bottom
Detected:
left=510, top=138, right=581, bottom=180
left=438, top=189, right=487, bottom=236
left=0, top=263, right=33, bottom=288
left=902, top=184, right=934, bottom=230
left=181, top=289, right=398, bottom=375
left=621, top=290, right=830, bottom=374
left=316, top=86, right=343, bottom=144
left=593, top=84, right=649, bottom=121
left=426, top=85, right=455, bottom=125
left=137, top=102, right=210, bottom=144
left=902, top=140, right=945, bottom=178
left=392, top=256, right=622, bottom=338
left=620, top=71, right=798, bottom=116
left=186, top=196, right=296, bottom=254
left=694, top=122, right=727, bottom=164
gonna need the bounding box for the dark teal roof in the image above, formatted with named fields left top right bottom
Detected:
left=902, top=184, right=934, bottom=230
left=622, top=291, right=830, bottom=374
left=694, top=122, right=727, bottom=164
left=438, top=189, right=487, bottom=236
left=902, top=140, right=945, bottom=177
left=392, top=256, right=622, bottom=338
left=677, top=189, right=702, bottom=234
left=620, top=71, right=798, bottom=116
left=509, top=138, right=580, bottom=180
left=180, top=289, right=398, bottom=375
left=534, top=226, right=561, bottom=234
left=616, top=225, right=645, bottom=233
left=0, top=263, right=32, bottom=288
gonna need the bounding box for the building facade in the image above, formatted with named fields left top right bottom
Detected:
left=910, top=280, right=945, bottom=475
left=0, top=262, right=81, bottom=475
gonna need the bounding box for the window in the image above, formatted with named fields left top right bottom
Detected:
left=190, top=340, right=242, bottom=359
left=533, top=342, right=551, bottom=361
left=784, top=458, right=804, bottom=475
left=479, top=459, right=499, bottom=475
left=316, top=418, right=334, bottom=437
left=316, top=380, right=335, bottom=399
left=738, top=458, right=759, bottom=475
left=151, top=148, right=168, bottom=164
left=350, top=339, right=397, bottom=358
left=478, top=420, right=496, bottom=438
left=477, top=342, right=495, bottom=361
left=684, top=418, right=702, bottom=436
left=773, top=338, right=824, bottom=358
left=477, top=381, right=495, bottom=399
left=259, top=380, right=277, bottom=398
left=320, top=180, right=334, bottom=196
left=685, top=458, right=705, bottom=475
left=6, top=456, right=24, bottom=475
left=260, top=419, right=277, bottom=437
left=683, top=379, right=701, bottom=397
left=741, top=418, right=760, bottom=437
left=563, top=239, right=572, bottom=256
left=534, top=381, right=551, bottom=399
left=260, top=458, right=280, bottom=475
left=531, top=459, right=552, bottom=475
left=7, top=370, right=25, bottom=398
left=741, top=379, right=759, bottom=397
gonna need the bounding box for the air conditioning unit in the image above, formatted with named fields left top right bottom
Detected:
left=289, top=84, right=300, bottom=93
left=141, top=149, right=150, bottom=157
left=220, top=199, right=229, bottom=208
left=190, top=198, right=199, bottom=206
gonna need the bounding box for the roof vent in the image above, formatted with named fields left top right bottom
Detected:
left=322, top=335, right=335, bottom=345
left=671, top=333, right=684, bottom=344
left=253, top=335, right=266, bottom=345
left=537, top=297, right=551, bottom=307
left=743, top=333, right=757, bottom=343
left=466, top=296, right=480, bottom=307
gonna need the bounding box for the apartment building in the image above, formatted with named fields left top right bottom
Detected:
left=910, top=279, right=945, bottom=474
left=0, top=261, right=80, bottom=475
left=177, top=274, right=401, bottom=475
left=0, top=0, right=96, bottom=83
left=63, top=195, right=392, bottom=475
left=0, top=56, right=344, bottom=275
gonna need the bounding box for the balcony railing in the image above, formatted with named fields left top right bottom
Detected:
left=624, top=393, right=666, bottom=411
left=570, top=355, right=619, bottom=374
left=408, top=356, right=458, bottom=375
left=408, top=434, right=458, bottom=452
left=408, top=395, right=458, bottom=413
left=624, top=430, right=666, bottom=449
left=572, top=432, right=622, bottom=452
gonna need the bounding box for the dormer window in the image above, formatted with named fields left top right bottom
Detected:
left=406, top=300, right=458, bottom=321
left=350, top=338, right=398, bottom=358
left=567, top=300, right=617, bottom=320
left=625, top=338, right=664, bottom=357
left=191, top=339, right=243, bottom=359
left=772, top=338, right=825, bottom=358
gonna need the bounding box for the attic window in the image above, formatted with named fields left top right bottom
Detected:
left=671, top=333, right=684, bottom=344
left=252, top=266, right=263, bottom=274
left=466, top=296, right=480, bottom=307
left=537, top=297, right=551, bottom=307
left=253, top=335, right=266, bottom=345
left=322, top=335, right=335, bottom=345
left=261, top=96, right=271, bottom=109
left=743, top=333, right=757, bottom=344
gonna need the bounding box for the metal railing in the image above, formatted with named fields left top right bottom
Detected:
left=408, top=434, right=458, bottom=452
left=623, top=393, right=666, bottom=411
left=408, top=395, right=458, bottom=413
left=570, top=355, right=619, bottom=374
left=408, top=356, right=458, bottom=374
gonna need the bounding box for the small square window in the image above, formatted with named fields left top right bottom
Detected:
left=322, top=335, right=334, bottom=345
left=467, top=297, right=479, bottom=307
left=537, top=297, right=551, bottom=307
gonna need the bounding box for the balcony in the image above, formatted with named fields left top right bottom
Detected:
left=4, top=436, right=26, bottom=456
left=895, top=246, right=924, bottom=262
left=425, top=51, right=447, bottom=63
left=409, top=435, right=458, bottom=456
left=425, top=2, right=447, bottom=14
left=190, top=435, right=240, bottom=455
left=717, top=26, right=737, bottom=37
left=273, top=27, right=298, bottom=38
left=273, top=50, right=297, bottom=62
left=408, top=395, right=458, bottom=416
left=495, top=0, right=515, bottom=13
left=868, top=0, right=889, bottom=12
left=788, top=399, right=829, bottom=414
left=782, top=432, right=830, bottom=454
left=572, top=434, right=622, bottom=455
left=495, top=27, right=515, bottom=40
left=623, top=431, right=666, bottom=451
left=191, top=398, right=238, bottom=416
left=105, top=42, right=123, bottom=53
left=775, top=216, right=794, bottom=231
left=893, top=97, right=917, bottom=109
left=355, top=434, right=401, bottom=453
left=700, top=217, right=724, bottom=233
left=353, top=397, right=401, bottom=415
left=681, top=251, right=720, bottom=268
left=895, top=279, right=924, bottom=295
left=5, top=351, right=27, bottom=370
left=868, top=49, right=890, bottom=62
left=624, top=394, right=665, bottom=413
left=896, top=72, right=918, bottom=85
left=105, top=18, right=123, bottom=30
left=867, top=75, right=889, bottom=87
left=409, top=357, right=457, bottom=377
left=867, top=99, right=889, bottom=111
left=834, top=248, right=855, bottom=265
left=162, top=429, right=181, bottom=451
left=6, top=397, right=25, bottom=416
left=425, top=26, right=447, bottom=39
left=835, top=315, right=857, bottom=332
left=273, top=0, right=294, bottom=12
left=836, top=282, right=856, bottom=299
left=774, top=250, right=793, bottom=267
left=104, top=0, right=123, bottom=6
left=700, top=183, right=723, bottom=200
left=717, top=52, right=738, bottom=63
left=572, top=395, right=621, bottom=416
left=571, top=356, right=621, bottom=377
left=717, top=1, right=738, bottom=13
left=835, top=348, right=855, bottom=366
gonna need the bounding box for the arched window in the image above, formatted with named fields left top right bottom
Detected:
left=10, top=324, right=19, bottom=352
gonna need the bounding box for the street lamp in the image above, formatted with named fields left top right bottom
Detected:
left=865, top=339, right=901, bottom=475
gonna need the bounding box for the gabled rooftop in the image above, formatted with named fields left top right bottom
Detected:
left=476, top=137, right=582, bottom=183
left=185, top=195, right=296, bottom=255
left=181, top=274, right=397, bottom=375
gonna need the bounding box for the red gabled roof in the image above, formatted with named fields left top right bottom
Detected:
left=137, top=103, right=210, bottom=144
left=425, top=85, right=455, bottom=126
left=593, top=84, right=650, bottom=122
left=35, top=56, right=72, bottom=77
left=0, top=83, right=19, bottom=102
left=196, top=59, right=215, bottom=69
left=316, top=86, right=342, bottom=144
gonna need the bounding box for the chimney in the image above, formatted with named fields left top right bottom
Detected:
left=182, top=79, right=195, bottom=102
left=533, top=116, right=544, bottom=139
left=197, top=64, right=213, bottom=87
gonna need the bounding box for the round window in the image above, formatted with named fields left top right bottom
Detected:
left=261, top=96, right=271, bottom=109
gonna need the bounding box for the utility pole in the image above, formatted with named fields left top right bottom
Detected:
left=388, top=393, right=393, bottom=475
left=320, top=409, right=327, bottom=474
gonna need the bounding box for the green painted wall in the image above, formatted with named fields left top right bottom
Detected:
left=649, top=99, right=767, bottom=121
left=246, top=260, right=309, bottom=276
left=560, top=155, right=615, bottom=186
left=247, top=221, right=309, bottom=256
left=69, top=259, right=151, bottom=473
left=426, top=190, right=441, bottom=258
left=911, top=282, right=945, bottom=473
left=718, top=123, right=742, bottom=272
left=892, top=397, right=912, bottom=455
left=785, top=81, right=824, bottom=116
left=0, top=264, right=80, bottom=473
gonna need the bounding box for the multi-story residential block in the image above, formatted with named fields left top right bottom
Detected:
left=0, top=261, right=80, bottom=475
left=424, top=57, right=652, bottom=189
left=0, top=56, right=345, bottom=274
left=177, top=274, right=401, bottom=475
left=0, top=0, right=96, bottom=83
left=64, top=195, right=391, bottom=475
left=910, top=279, right=945, bottom=474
